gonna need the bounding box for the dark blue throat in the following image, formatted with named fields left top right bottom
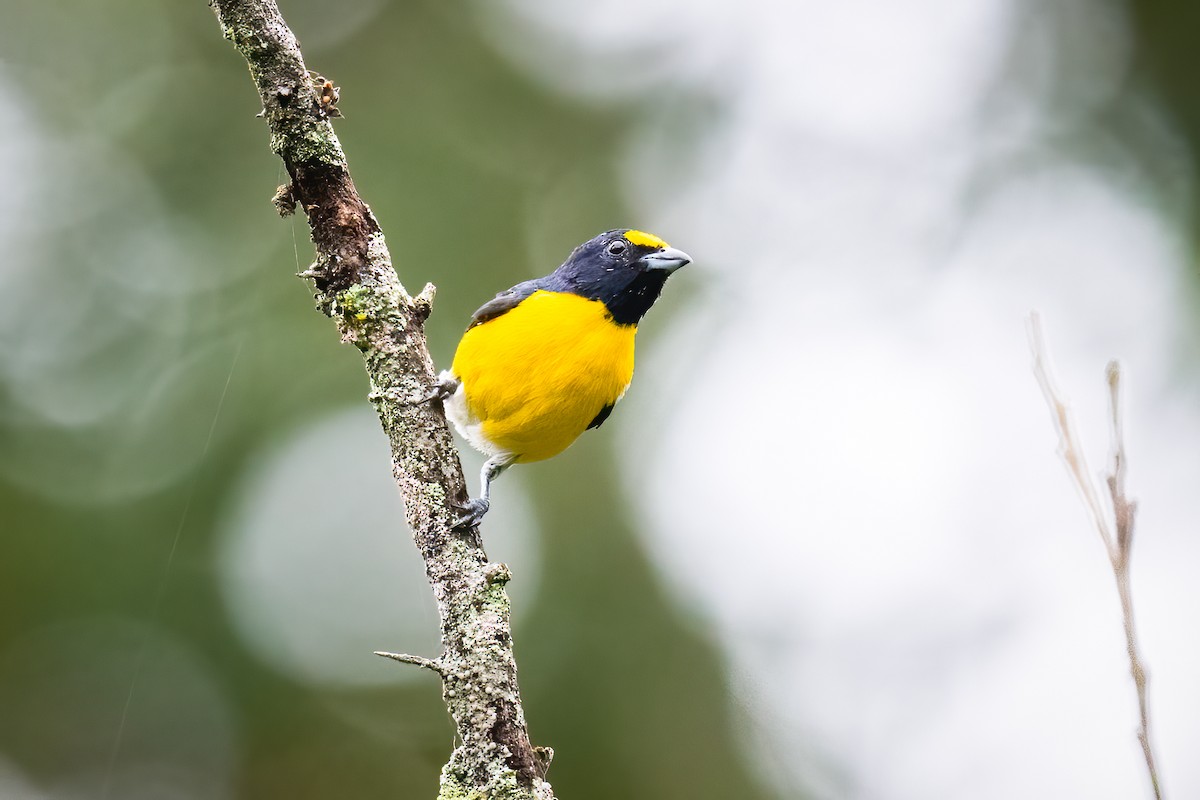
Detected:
left=544, top=269, right=668, bottom=326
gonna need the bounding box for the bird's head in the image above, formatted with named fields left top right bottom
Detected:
left=551, top=229, right=691, bottom=325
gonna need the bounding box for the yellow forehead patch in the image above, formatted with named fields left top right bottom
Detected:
left=623, top=229, right=668, bottom=249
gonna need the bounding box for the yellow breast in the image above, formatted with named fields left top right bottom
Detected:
left=450, top=290, right=636, bottom=463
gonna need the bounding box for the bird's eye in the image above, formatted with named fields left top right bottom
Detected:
left=607, top=240, right=627, bottom=256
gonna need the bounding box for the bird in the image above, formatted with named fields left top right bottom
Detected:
left=433, top=228, right=691, bottom=529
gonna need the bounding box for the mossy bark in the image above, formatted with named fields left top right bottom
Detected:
left=210, top=2, right=554, bottom=797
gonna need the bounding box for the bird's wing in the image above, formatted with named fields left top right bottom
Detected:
left=466, top=279, right=544, bottom=330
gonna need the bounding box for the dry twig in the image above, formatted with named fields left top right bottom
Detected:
left=1027, top=311, right=1164, bottom=800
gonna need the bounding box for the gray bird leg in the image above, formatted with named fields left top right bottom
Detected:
left=453, top=453, right=517, bottom=530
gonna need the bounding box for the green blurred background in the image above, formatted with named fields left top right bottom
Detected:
left=3, top=1, right=1200, bottom=799
left=0, top=2, right=774, bottom=798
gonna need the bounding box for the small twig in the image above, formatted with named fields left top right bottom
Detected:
left=1104, top=362, right=1160, bottom=800
left=1027, top=312, right=1165, bottom=800
left=1106, top=362, right=1136, bottom=560
left=374, top=651, right=445, bottom=676
left=1028, top=313, right=1117, bottom=556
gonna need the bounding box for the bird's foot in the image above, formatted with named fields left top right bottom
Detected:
left=413, top=373, right=458, bottom=405
left=452, top=498, right=490, bottom=530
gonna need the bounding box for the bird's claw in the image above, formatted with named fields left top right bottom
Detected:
left=417, top=388, right=447, bottom=404
left=410, top=378, right=456, bottom=405
left=452, top=498, right=490, bottom=530
left=419, top=374, right=458, bottom=405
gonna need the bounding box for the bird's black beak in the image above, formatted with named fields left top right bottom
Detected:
left=639, top=246, right=692, bottom=274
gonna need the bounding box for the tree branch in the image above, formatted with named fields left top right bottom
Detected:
left=1027, top=312, right=1164, bottom=800
left=209, top=2, right=554, bottom=797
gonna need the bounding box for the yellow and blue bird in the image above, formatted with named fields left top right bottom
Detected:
left=434, top=229, right=691, bottom=528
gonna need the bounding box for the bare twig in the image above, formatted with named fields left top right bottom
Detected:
left=375, top=651, right=446, bottom=676
left=1027, top=312, right=1164, bottom=800
left=209, top=2, right=553, bottom=797
left=1028, top=314, right=1116, bottom=555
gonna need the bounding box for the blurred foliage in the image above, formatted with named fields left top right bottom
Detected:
left=1127, top=0, right=1200, bottom=263
left=0, top=1, right=778, bottom=798
left=4, top=0, right=1200, bottom=798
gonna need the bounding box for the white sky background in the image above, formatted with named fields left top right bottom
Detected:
left=477, top=0, right=1199, bottom=798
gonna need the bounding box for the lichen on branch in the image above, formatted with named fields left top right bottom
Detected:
left=209, top=1, right=554, bottom=797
